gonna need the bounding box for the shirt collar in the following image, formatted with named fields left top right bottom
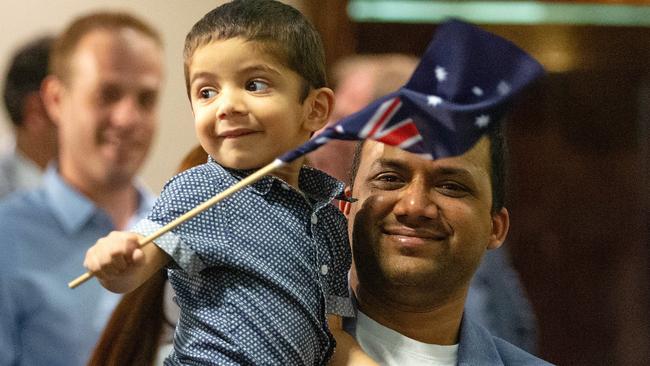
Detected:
left=43, top=164, right=154, bottom=234
left=208, top=156, right=346, bottom=204
left=457, top=314, right=505, bottom=365
left=298, top=165, right=345, bottom=204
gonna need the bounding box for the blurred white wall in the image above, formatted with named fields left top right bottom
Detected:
left=0, top=0, right=305, bottom=193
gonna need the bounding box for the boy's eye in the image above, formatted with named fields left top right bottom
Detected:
left=245, top=80, right=269, bottom=92
left=199, top=88, right=217, bottom=100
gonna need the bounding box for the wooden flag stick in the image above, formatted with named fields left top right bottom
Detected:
left=68, top=159, right=285, bottom=289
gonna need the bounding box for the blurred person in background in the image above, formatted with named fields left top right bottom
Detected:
left=0, top=11, right=164, bottom=366
left=87, top=145, right=206, bottom=366
left=0, top=36, right=57, bottom=199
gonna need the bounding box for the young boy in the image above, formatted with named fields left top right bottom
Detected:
left=83, top=1, right=375, bottom=365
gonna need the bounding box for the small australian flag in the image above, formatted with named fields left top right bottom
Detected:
left=278, top=19, right=545, bottom=163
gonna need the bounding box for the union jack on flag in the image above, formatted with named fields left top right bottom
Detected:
left=278, top=19, right=545, bottom=164
left=358, top=97, right=421, bottom=151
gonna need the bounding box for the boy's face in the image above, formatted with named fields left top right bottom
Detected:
left=188, top=37, right=316, bottom=170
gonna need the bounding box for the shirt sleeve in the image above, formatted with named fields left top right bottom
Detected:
left=131, top=167, right=232, bottom=275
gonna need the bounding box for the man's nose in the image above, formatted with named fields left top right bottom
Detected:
left=393, top=179, right=439, bottom=220
left=112, top=95, right=142, bottom=128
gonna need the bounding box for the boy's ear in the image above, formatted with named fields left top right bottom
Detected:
left=303, top=87, right=334, bottom=132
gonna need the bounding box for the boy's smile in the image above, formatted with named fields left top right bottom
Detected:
left=188, top=37, right=322, bottom=171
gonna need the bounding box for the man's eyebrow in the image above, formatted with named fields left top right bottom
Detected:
left=372, top=158, right=409, bottom=171
left=373, top=158, right=473, bottom=178
left=435, top=166, right=473, bottom=178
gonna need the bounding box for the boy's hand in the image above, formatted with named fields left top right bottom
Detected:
left=83, top=231, right=144, bottom=291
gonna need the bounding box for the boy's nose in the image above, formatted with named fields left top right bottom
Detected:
left=216, top=88, right=246, bottom=120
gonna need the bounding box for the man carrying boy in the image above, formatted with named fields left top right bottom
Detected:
left=0, top=12, right=163, bottom=366
left=84, top=1, right=373, bottom=365
left=336, top=21, right=552, bottom=365
left=342, top=136, right=551, bottom=365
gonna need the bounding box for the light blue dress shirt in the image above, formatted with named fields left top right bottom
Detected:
left=0, top=166, right=154, bottom=366
left=0, top=147, right=43, bottom=200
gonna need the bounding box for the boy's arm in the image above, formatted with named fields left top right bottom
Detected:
left=83, top=231, right=170, bottom=293
left=328, top=315, right=379, bottom=366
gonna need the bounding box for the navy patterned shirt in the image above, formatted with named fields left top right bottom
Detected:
left=133, top=159, right=353, bottom=365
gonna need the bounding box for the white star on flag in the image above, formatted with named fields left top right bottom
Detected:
left=475, top=114, right=490, bottom=128
left=427, top=95, right=443, bottom=107
left=435, top=66, right=447, bottom=82
left=472, top=86, right=483, bottom=96
left=497, top=81, right=511, bottom=95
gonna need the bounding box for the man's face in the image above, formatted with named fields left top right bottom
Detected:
left=346, top=138, right=509, bottom=303
left=48, top=28, right=163, bottom=190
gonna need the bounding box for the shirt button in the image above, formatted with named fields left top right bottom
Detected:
left=320, top=264, right=329, bottom=275
left=311, top=213, right=318, bottom=225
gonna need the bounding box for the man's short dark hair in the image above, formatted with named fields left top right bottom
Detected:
left=183, top=0, right=326, bottom=102
left=348, top=125, right=507, bottom=213
left=3, top=36, right=54, bottom=126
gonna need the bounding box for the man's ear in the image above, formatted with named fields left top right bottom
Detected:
left=338, top=186, right=353, bottom=217
left=40, top=75, right=64, bottom=127
left=303, top=87, right=334, bottom=133
left=487, top=207, right=510, bottom=250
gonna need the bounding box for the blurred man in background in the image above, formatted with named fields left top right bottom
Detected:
left=0, top=36, right=57, bottom=199
left=0, top=12, right=164, bottom=366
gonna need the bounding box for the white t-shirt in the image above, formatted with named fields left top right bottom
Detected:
left=355, top=311, right=458, bottom=366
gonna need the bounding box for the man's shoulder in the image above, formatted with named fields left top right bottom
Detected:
left=491, top=336, right=553, bottom=366
left=0, top=189, right=51, bottom=268
left=459, top=315, right=553, bottom=366
left=0, top=188, right=46, bottom=220
left=0, top=153, right=16, bottom=197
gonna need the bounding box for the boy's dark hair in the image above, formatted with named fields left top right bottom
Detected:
left=50, top=11, right=162, bottom=85
left=348, top=125, right=507, bottom=213
left=3, top=36, right=54, bottom=126
left=183, top=0, right=326, bottom=102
